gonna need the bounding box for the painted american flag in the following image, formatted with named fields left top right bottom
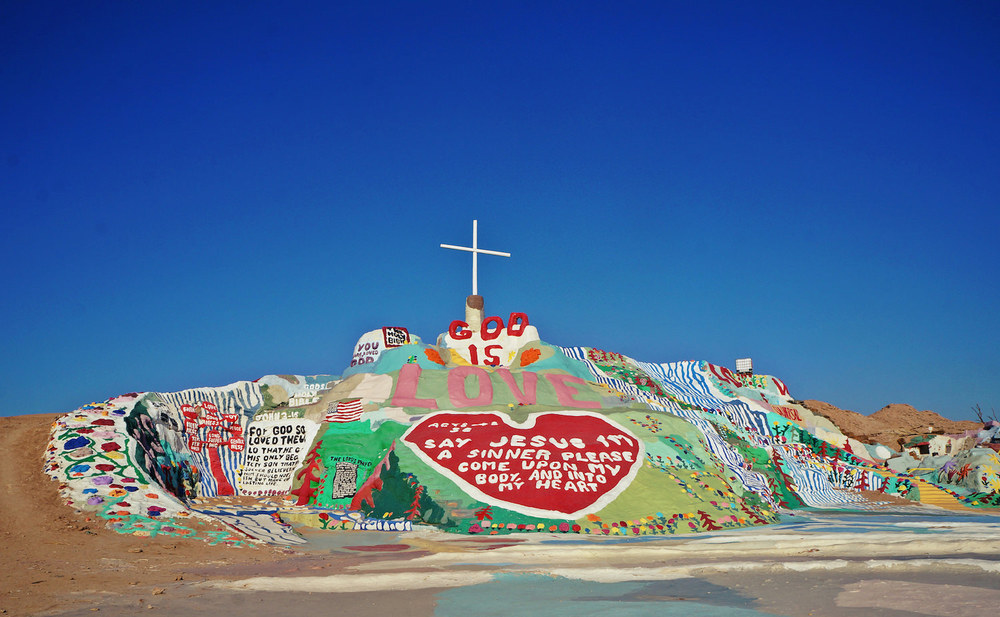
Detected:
left=326, top=399, right=363, bottom=423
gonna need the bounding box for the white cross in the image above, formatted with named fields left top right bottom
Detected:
left=440, top=219, right=510, bottom=296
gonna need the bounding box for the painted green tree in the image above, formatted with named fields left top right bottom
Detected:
left=358, top=450, right=449, bottom=525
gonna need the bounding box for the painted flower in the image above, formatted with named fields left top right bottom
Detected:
left=63, top=436, right=90, bottom=450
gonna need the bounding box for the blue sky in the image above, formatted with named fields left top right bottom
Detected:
left=2, top=2, right=997, bottom=420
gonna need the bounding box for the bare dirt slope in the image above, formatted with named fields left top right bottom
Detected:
left=800, top=401, right=982, bottom=447
left=0, top=413, right=286, bottom=616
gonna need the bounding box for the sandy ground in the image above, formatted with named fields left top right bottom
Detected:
left=4, top=413, right=1000, bottom=617
left=0, top=414, right=289, bottom=616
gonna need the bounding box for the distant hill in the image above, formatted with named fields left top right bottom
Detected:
left=801, top=400, right=981, bottom=447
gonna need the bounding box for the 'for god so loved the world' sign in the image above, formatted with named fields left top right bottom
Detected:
left=401, top=411, right=644, bottom=518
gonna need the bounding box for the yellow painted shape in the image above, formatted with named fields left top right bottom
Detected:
left=911, top=478, right=973, bottom=511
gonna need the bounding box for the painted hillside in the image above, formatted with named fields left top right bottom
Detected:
left=45, top=307, right=1000, bottom=546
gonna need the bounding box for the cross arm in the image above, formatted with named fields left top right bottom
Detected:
left=439, top=244, right=511, bottom=257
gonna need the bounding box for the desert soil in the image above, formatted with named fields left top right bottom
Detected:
left=0, top=413, right=289, bottom=615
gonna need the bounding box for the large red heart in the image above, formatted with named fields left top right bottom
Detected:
left=402, top=411, right=644, bottom=518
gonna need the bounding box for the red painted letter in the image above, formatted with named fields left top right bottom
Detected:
left=391, top=364, right=438, bottom=409
left=481, top=316, right=504, bottom=341
left=449, top=320, right=472, bottom=340
left=448, top=366, right=494, bottom=407
left=507, top=312, right=529, bottom=336
left=543, top=374, right=602, bottom=409
left=483, top=344, right=502, bottom=366
left=497, top=368, right=538, bottom=405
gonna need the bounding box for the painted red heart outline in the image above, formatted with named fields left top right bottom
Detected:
left=402, top=410, right=644, bottom=518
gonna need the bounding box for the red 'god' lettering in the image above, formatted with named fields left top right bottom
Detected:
left=448, top=312, right=530, bottom=340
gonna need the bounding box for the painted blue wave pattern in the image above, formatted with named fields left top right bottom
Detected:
left=559, top=346, right=775, bottom=506
left=558, top=348, right=895, bottom=510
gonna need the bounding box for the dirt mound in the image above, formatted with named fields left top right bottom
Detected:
left=0, top=413, right=284, bottom=615
left=801, top=400, right=982, bottom=448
